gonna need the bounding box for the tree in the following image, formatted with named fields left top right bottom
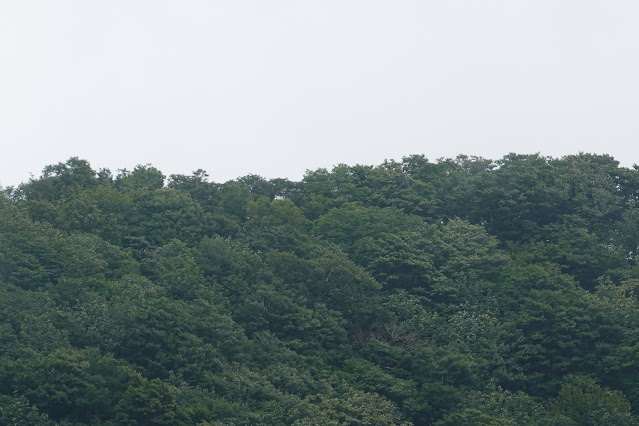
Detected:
left=549, top=375, right=637, bottom=425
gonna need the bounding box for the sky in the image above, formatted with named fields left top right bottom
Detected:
left=1, top=1, right=638, bottom=187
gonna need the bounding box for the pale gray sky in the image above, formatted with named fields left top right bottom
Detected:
left=1, top=1, right=638, bottom=187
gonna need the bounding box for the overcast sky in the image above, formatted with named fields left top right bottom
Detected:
left=1, top=1, right=638, bottom=187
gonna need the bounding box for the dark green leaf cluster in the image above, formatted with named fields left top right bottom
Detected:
left=1, top=153, right=639, bottom=425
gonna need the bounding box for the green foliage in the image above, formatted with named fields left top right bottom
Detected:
left=3, top=154, right=639, bottom=424
left=549, top=375, right=637, bottom=425
left=436, top=386, right=559, bottom=425
left=0, top=394, right=56, bottom=426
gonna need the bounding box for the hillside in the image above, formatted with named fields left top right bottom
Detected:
left=1, top=153, right=639, bottom=425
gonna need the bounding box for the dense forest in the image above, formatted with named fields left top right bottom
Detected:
left=1, top=153, right=639, bottom=425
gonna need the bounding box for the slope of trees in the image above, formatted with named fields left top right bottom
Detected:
left=1, top=153, right=639, bottom=425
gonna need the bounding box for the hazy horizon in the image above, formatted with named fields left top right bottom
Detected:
left=2, top=1, right=638, bottom=187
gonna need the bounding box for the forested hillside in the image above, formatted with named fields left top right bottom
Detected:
left=2, top=153, right=639, bottom=425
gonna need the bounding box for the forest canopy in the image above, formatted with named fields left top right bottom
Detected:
left=1, top=153, right=639, bottom=425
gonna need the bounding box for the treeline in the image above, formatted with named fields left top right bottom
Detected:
left=1, top=153, right=639, bottom=425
